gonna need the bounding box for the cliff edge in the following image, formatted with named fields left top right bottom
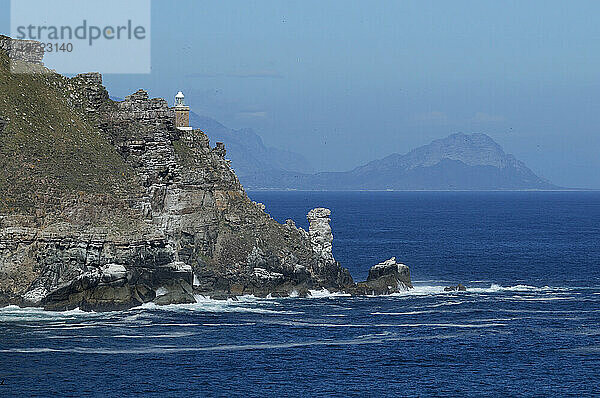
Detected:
left=0, top=37, right=408, bottom=310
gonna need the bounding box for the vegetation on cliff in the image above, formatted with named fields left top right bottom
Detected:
left=0, top=47, right=137, bottom=215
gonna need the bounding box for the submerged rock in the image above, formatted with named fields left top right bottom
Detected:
left=444, top=284, right=467, bottom=292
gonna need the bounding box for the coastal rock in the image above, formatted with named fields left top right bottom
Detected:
left=153, top=280, right=195, bottom=305
left=352, top=257, right=412, bottom=295
left=367, top=257, right=411, bottom=282
left=307, top=208, right=354, bottom=289
left=444, top=284, right=466, bottom=292
left=253, top=268, right=285, bottom=282
left=308, top=208, right=334, bottom=263
left=41, top=261, right=195, bottom=311
left=42, top=264, right=145, bottom=311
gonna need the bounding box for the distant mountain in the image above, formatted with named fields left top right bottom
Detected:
left=240, top=133, right=559, bottom=190
left=189, top=112, right=314, bottom=177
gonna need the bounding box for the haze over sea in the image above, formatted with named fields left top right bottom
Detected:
left=1, top=191, right=599, bottom=397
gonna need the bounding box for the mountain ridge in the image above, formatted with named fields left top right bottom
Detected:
left=189, top=112, right=314, bottom=177
left=185, top=111, right=556, bottom=190
left=240, top=133, right=559, bottom=191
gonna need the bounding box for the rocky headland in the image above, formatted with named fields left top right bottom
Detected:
left=0, top=36, right=412, bottom=311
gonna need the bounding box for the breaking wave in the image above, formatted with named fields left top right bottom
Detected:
left=136, top=295, right=302, bottom=315
left=468, top=284, right=566, bottom=293
left=0, top=283, right=587, bottom=322
left=306, top=289, right=352, bottom=298
left=0, top=305, right=102, bottom=322
left=388, top=283, right=572, bottom=297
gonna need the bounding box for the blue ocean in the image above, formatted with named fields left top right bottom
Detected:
left=1, top=192, right=599, bottom=397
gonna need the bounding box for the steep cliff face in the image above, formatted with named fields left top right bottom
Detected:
left=0, top=38, right=356, bottom=310
left=89, top=79, right=354, bottom=299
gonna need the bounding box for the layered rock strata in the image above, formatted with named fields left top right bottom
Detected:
left=0, top=37, right=410, bottom=310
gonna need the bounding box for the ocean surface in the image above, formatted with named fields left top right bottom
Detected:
left=1, top=191, right=599, bottom=397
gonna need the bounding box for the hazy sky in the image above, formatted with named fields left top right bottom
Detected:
left=2, top=0, right=599, bottom=188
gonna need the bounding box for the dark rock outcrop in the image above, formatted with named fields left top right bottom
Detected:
left=351, top=257, right=412, bottom=295
left=444, top=284, right=467, bottom=292
left=42, top=261, right=196, bottom=311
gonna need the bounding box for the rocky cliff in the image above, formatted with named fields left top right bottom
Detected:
left=0, top=37, right=406, bottom=310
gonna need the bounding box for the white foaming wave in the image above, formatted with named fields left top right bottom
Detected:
left=122, top=313, right=147, bottom=322
left=0, top=282, right=580, bottom=322
left=307, top=289, right=352, bottom=298
left=0, top=305, right=90, bottom=316
left=1, top=295, right=297, bottom=319
left=0, top=305, right=103, bottom=322
left=44, top=324, right=257, bottom=338
left=462, top=317, right=521, bottom=323
left=428, top=301, right=467, bottom=308
left=388, top=285, right=448, bottom=296
left=355, top=331, right=394, bottom=338
left=504, top=296, right=574, bottom=302
left=0, top=348, right=62, bottom=353
left=386, top=283, right=571, bottom=297
left=45, top=325, right=101, bottom=330
left=468, top=284, right=564, bottom=293
left=498, top=308, right=600, bottom=314
left=136, top=295, right=302, bottom=315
